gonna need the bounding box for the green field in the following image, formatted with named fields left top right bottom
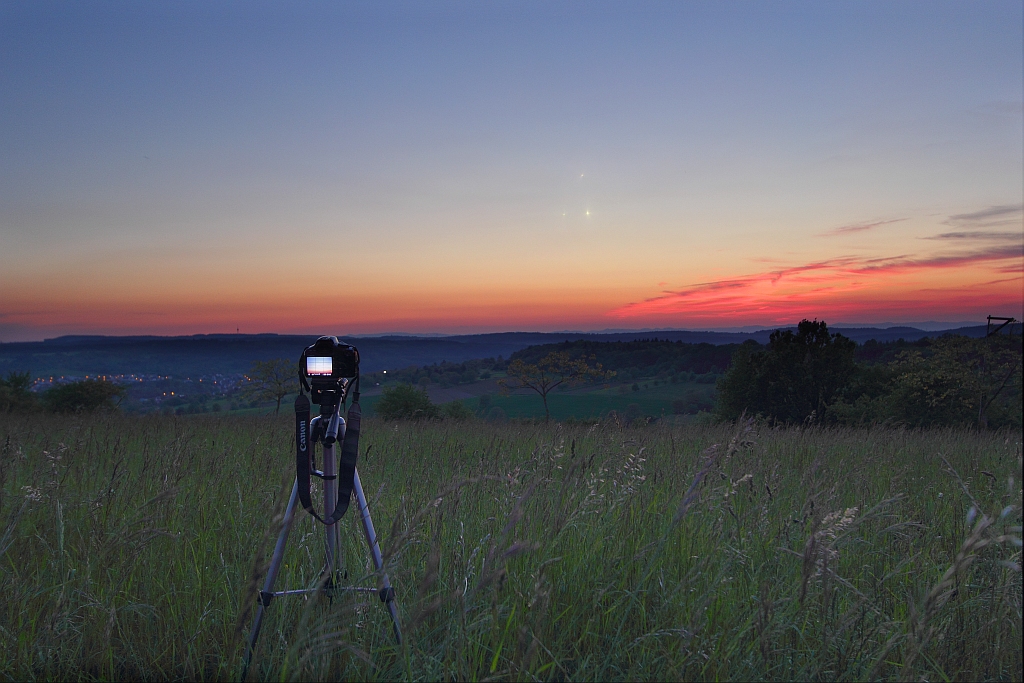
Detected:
left=356, top=380, right=717, bottom=422
left=0, top=412, right=1020, bottom=681
left=479, top=381, right=715, bottom=421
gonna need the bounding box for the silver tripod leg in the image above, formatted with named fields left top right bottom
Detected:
left=322, top=439, right=339, bottom=577
left=242, top=478, right=300, bottom=680
left=353, top=467, right=402, bottom=644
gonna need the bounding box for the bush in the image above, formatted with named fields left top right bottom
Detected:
left=441, top=400, right=473, bottom=420
left=43, top=379, right=125, bottom=413
left=0, top=372, right=38, bottom=413
left=375, top=384, right=439, bottom=420
left=831, top=334, right=1022, bottom=429
left=485, top=406, right=507, bottom=422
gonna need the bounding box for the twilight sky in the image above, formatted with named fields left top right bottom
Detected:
left=1, top=1, right=1022, bottom=341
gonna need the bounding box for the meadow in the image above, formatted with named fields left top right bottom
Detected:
left=0, top=411, right=1020, bottom=681
left=359, top=379, right=717, bottom=423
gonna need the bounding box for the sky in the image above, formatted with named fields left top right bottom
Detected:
left=1, top=1, right=1022, bottom=342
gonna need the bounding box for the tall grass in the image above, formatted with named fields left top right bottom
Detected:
left=0, top=412, right=1019, bottom=680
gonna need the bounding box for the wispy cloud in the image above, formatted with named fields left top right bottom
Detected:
left=820, top=218, right=906, bottom=237
left=610, top=244, right=1023, bottom=322
left=944, top=204, right=1023, bottom=228
left=850, top=244, right=1023, bottom=274
left=925, top=231, right=1023, bottom=241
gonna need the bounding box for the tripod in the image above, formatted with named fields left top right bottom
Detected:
left=242, top=393, right=401, bottom=680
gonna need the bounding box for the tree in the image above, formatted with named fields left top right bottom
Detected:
left=43, top=379, right=125, bottom=413
left=716, top=320, right=856, bottom=423
left=0, top=371, right=38, bottom=413
left=831, top=334, right=1022, bottom=429
left=243, top=358, right=297, bottom=414
left=499, top=350, right=612, bottom=420
left=375, top=383, right=439, bottom=420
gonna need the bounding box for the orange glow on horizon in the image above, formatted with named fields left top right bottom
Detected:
left=2, top=237, right=1020, bottom=340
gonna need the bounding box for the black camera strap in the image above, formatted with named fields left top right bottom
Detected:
left=294, top=392, right=361, bottom=525
left=329, top=400, right=360, bottom=523
left=295, top=393, right=316, bottom=517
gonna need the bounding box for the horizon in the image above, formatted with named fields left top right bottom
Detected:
left=2, top=2, right=1021, bottom=341
left=1, top=319, right=999, bottom=345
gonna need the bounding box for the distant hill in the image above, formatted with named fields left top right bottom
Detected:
left=0, top=324, right=1014, bottom=379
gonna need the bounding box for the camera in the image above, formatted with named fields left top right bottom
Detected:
left=299, top=336, right=359, bottom=406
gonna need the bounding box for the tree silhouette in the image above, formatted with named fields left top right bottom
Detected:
left=717, top=320, right=856, bottom=423
left=43, top=378, right=125, bottom=413
left=0, top=371, right=37, bottom=413
left=499, top=350, right=611, bottom=420
left=243, top=358, right=297, bottom=414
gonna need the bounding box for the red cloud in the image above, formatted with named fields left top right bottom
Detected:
left=610, top=245, right=1023, bottom=324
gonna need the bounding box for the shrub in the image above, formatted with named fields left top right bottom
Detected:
left=441, top=400, right=473, bottom=420
left=831, top=334, right=1022, bottom=428
left=0, top=371, right=38, bottom=413
left=375, top=383, right=439, bottom=420
left=43, top=379, right=125, bottom=413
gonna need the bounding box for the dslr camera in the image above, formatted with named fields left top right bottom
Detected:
left=299, top=336, right=359, bottom=407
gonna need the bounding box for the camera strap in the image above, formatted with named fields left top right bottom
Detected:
left=295, top=392, right=316, bottom=517
left=328, top=401, right=360, bottom=523
left=294, top=392, right=361, bottom=525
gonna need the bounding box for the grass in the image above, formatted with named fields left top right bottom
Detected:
left=467, top=392, right=662, bottom=421
left=0, top=411, right=1020, bottom=681
left=220, top=377, right=717, bottom=421
left=357, top=379, right=717, bottom=421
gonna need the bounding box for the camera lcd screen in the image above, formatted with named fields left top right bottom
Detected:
left=306, top=356, right=333, bottom=376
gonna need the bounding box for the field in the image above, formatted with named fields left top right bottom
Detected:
left=359, top=378, right=719, bottom=422
left=0, top=412, right=1020, bottom=681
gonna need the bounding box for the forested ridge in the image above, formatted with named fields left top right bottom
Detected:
left=4, top=322, right=1020, bottom=429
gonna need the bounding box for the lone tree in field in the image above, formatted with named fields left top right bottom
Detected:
left=499, top=350, right=611, bottom=420
left=243, top=358, right=297, bottom=414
